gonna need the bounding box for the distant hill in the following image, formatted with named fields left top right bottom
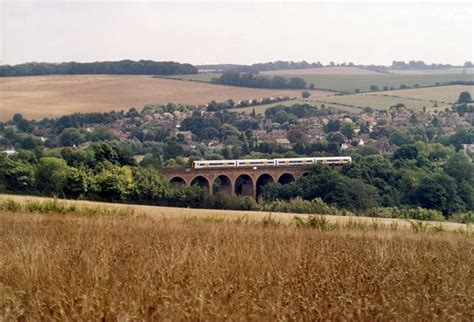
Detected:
left=198, top=61, right=325, bottom=73
left=0, top=60, right=198, bottom=77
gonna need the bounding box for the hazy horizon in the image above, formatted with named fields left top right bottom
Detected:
left=1, top=1, right=473, bottom=66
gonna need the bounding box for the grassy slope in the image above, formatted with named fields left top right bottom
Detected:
left=259, top=73, right=474, bottom=92
left=165, top=70, right=473, bottom=98
left=0, top=194, right=468, bottom=232
left=369, top=84, right=474, bottom=104
left=315, top=94, right=450, bottom=112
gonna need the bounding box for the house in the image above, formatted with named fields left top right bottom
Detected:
left=177, top=131, right=193, bottom=142
left=463, top=144, right=474, bottom=154
left=306, top=127, right=325, bottom=141
left=372, top=140, right=393, bottom=154
left=252, top=129, right=288, bottom=143
left=275, top=138, right=291, bottom=148
left=171, top=129, right=193, bottom=142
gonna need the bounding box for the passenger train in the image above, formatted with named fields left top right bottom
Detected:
left=192, top=157, right=352, bottom=169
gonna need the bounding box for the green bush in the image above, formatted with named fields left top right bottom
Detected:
left=0, top=199, right=21, bottom=212
left=206, top=193, right=258, bottom=211
left=450, top=211, right=474, bottom=224
left=261, top=197, right=350, bottom=216
left=0, top=198, right=134, bottom=218
left=293, top=215, right=333, bottom=230
left=261, top=214, right=280, bottom=227
left=368, top=207, right=444, bottom=221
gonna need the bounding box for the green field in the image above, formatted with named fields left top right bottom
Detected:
left=260, top=73, right=474, bottom=93
left=309, top=100, right=365, bottom=113
left=370, top=85, right=474, bottom=104
left=165, top=71, right=474, bottom=94
left=315, top=94, right=450, bottom=112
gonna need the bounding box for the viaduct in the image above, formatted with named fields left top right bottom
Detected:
left=160, top=165, right=321, bottom=200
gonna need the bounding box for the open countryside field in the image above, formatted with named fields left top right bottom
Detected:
left=1, top=194, right=469, bottom=231
left=0, top=197, right=473, bottom=320
left=316, top=93, right=451, bottom=112
left=387, top=67, right=474, bottom=75
left=261, top=72, right=474, bottom=92
left=369, top=84, right=474, bottom=104
left=0, top=75, right=331, bottom=121
left=263, top=66, right=384, bottom=75
left=309, top=100, right=366, bottom=113
left=164, top=73, right=219, bottom=82
left=162, top=68, right=474, bottom=94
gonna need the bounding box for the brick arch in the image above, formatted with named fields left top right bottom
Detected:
left=190, top=175, right=211, bottom=194
left=278, top=173, right=296, bottom=185
left=212, top=174, right=233, bottom=196
left=256, top=173, right=275, bottom=199
left=170, top=176, right=187, bottom=185
left=234, top=174, right=254, bottom=197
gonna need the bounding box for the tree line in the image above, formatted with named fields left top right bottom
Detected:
left=0, top=60, right=198, bottom=77
left=212, top=71, right=308, bottom=89
left=198, top=60, right=324, bottom=73
left=0, top=141, right=472, bottom=222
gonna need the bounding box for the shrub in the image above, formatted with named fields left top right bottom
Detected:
left=0, top=199, right=21, bottom=212
left=206, top=193, right=258, bottom=211
left=261, top=214, right=280, bottom=227
left=450, top=211, right=474, bottom=224
left=261, top=197, right=349, bottom=216
left=409, top=220, right=430, bottom=233
left=293, top=215, right=333, bottom=230
left=0, top=198, right=134, bottom=218
left=368, top=207, right=444, bottom=221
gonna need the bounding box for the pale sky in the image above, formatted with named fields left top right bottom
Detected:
left=1, top=0, right=473, bottom=66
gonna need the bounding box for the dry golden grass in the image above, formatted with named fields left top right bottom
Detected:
left=2, top=194, right=468, bottom=232
left=0, top=211, right=473, bottom=320
left=0, top=75, right=331, bottom=121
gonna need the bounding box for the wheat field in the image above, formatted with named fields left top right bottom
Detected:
left=0, top=75, right=331, bottom=121
left=0, top=206, right=473, bottom=320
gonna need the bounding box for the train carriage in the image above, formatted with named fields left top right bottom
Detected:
left=192, top=157, right=351, bottom=169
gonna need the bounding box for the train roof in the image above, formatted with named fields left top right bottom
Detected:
left=193, top=157, right=351, bottom=163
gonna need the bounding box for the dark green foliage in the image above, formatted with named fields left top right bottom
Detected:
left=213, top=71, right=307, bottom=89
left=0, top=60, right=197, bottom=77
left=261, top=165, right=379, bottom=212
left=264, top=103, right=328, bottom=124
left=457, top=91, right=472, bottom=104
left=35, top=157, right=69, bottom=195
left=180, top=116, right=221, bottom=140
left=59, top=128, right=85, bottom=147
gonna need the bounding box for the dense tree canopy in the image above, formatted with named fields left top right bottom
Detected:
left=213, top=71, right=307, bottom=89
left=0, top=60, right=197, bottom=77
